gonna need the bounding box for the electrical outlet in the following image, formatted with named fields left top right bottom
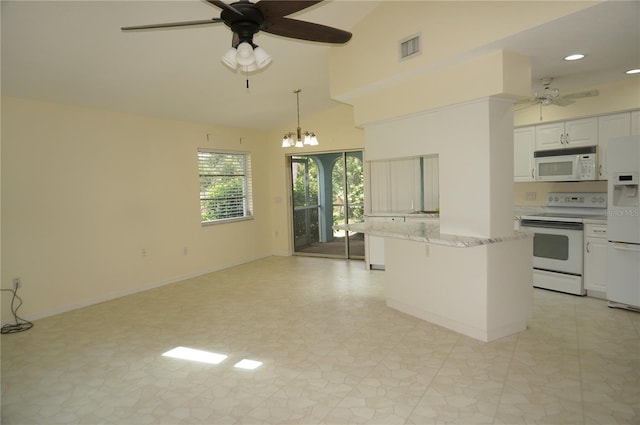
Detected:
left=525, top=191, right=537, bottom=201
left=13, top=278, right=21, bottom=290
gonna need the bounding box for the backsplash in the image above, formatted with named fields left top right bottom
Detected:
left=514, top=181, right=608, bottom=206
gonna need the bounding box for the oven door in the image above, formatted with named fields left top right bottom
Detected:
left=520, top=220, right=584, bottom=275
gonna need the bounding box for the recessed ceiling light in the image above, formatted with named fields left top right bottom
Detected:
left=626, top=68, right=640, bottom=75
left=564, top=54, right=585, bottom=61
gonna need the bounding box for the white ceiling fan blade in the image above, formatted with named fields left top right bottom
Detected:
left=551, top=97, right=575, bottom=107
left=562, top=89, right=600, bottom=100
left=514, top=97, right=538, bottom=106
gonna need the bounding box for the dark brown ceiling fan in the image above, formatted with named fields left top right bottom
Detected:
left=121, top=0, right=352, bottom=46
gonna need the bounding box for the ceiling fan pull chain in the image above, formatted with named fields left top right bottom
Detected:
left=539, top=103, right=543, bottom=121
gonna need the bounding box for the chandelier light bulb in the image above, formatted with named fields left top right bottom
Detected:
left=308, top=133, right=319, bottom=146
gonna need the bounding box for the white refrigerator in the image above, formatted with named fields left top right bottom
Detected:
left=606, top=136, right=640, bottom=310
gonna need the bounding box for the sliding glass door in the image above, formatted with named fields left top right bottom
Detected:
left=290, top=151, right=364, bottom=259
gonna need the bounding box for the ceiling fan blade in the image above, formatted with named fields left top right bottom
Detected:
left=205, top=0, right=244, bottom=17
left=551, top=97, right=575, bottom=107
left=256, top=0, right=323, bottom=19
left=514, top=97, right=537, bottom=106
left=262, top=17, right=352, bottom=43
left=122, top=18, right=223, bottom=31
left=562, top=89, right=599, bottom=100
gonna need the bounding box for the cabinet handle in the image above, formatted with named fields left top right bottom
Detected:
left=531, top=168, right=535, bottom=179
left=565, top=133, right=569, bottom=144
left=560, top=134, right=565, bottom=144
left=599, top=164, right=603, bottom=176
left=586, top=241, right=590, bottom=253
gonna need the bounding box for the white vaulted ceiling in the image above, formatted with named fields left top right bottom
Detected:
left=2, top=1, right=638, bottom=130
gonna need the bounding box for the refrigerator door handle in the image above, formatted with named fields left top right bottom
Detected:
left=611, top=242, right=640, bottom=252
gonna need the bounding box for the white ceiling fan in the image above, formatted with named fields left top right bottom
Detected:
left=516, top=77, right=599, bottom=107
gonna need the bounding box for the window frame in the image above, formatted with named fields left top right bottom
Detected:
left=198, top=148, right=253, bottom=226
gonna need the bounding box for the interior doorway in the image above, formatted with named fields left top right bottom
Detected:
left=289, top=151, right=364, bottom=259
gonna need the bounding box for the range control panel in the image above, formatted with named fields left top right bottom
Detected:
left=546, top=192, right=607, bottom=208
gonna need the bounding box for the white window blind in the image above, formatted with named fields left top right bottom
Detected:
left=198, top=149, right=253, bottom=224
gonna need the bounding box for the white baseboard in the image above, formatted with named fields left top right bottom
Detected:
left=23, top=254, right=272, bottom=322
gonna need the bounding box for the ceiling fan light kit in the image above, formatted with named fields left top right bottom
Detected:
left=122, top=0, right=352, bottom=77
left=281, top=89, right=318, bottom=148
left=222, top=41, right=272, bottom=72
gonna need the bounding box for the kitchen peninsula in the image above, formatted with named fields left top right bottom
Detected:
left=345, top=219, right=533, bottom=342
left=354, top=97, right=535, bottom=343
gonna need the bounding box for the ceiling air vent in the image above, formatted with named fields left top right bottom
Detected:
left=399, top=34, right=421, bottom=61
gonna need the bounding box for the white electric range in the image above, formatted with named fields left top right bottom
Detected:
left=520, top=192, right=607, bottom=295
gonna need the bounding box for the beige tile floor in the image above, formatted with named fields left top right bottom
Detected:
left=2, top=256, right=639, bottom=425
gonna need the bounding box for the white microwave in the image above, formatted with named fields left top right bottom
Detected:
left=534, top=146, right=598, bottom=181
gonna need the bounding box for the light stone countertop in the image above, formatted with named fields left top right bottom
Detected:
left=340, top=221, right=531, bottom=248
left=366, top=211, right=440, bottom=219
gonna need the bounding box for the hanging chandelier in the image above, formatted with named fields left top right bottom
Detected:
left=281, top=89, right=318, bottom=148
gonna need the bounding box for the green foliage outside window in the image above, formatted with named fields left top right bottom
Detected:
left=199, top=150, right=252, bottom=223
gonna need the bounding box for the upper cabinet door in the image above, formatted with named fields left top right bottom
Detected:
left=535, top=122, right=565, bottom=150
left=564, top=117, right=598, bottom=148
left=632, top=110, right=640, bottom=136
left=535, top=117, right=598, bottom=151
left=598, top=113, right=631, bottom=180
left=514, top=127, right=535, bottom=182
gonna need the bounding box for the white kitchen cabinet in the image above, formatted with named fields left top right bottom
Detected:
left=584, top=223, right=608, bottom=297
left=598, top=113, right=632, bottom=180
left=535, top=117, right=598, bottom=151
left=632, top=110, right=640, bottom=135
left=535, top=122, right=565, bottom=150
left=514, top=126, right=535, bottom=181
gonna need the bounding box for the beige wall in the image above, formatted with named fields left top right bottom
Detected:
left=330, top=0, right=596, bottom=123
left=1, top=96, right=275, bottom=322
left=1, top=97, right=363, bottom=322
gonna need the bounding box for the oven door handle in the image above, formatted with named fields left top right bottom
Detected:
left=520, top=220, right=583, bottom=230
left=611, top=242, right=640, bottom=252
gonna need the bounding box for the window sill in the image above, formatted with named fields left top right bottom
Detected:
left=201, top=216, right=254, bottom=226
